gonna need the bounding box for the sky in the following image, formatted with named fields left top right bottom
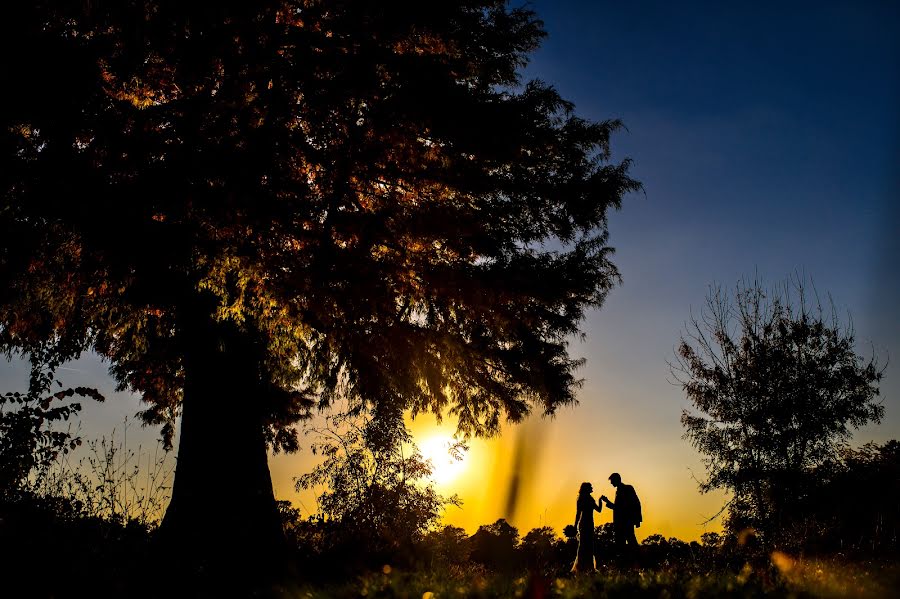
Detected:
left=2, top=1, right=898, bottom=541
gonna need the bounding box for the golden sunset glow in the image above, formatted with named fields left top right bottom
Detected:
left=418, top=434, right=467, bottom=486
left=266, top=407, right=732, bottom=543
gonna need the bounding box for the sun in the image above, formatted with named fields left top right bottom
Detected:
left=418, top=435, right=468, bottom=486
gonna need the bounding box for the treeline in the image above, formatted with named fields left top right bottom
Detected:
left=280, top=510, right=722, bottom=579
left=279, top=440, right=900, bottom=579
left=776, top=440, right=900, bottom=553
left=0, top=435, right=898, bottom=597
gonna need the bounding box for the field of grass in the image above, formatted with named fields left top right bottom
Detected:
left=277, top=557, right=899, bottom=599
left=5, top=491, right=897, bottom=598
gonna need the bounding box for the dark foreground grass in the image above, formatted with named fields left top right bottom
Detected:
left=282, top=558, right=899, bottom=599
left=4, top=502, right=897, bottom=598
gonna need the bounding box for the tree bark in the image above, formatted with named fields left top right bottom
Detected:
left=158, top=313, right=286, bottom=574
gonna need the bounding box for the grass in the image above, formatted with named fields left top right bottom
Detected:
left=273, top=556, right=900, bottom=599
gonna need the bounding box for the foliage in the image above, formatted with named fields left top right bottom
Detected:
left=420, top=525, right=473, bottom=571
left=672, top=277, right=884, bottom=546
left=0, top=353, right=103, bottom=499
left=521, top=526, right=558, bottom=568
left=295, top=407, right=460, bottom=565
left=1, top=351, right=174, bottom=526
left=2, top=0, right=638, bottom=447
left=0, top=368, right=177, bottom=598
left=469, top=518, right=522, bottom=572
left=593, top=522, right=618, bottom=561
left=829, top=441, right=900, bottom=551
left=786, top=440, right=900, bottom=553
left=35, top=421, right=174, bottom=527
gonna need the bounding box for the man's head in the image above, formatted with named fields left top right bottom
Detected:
left=609, top=472, right=622, bottom=487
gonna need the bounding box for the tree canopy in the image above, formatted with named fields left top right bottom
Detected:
left=2, top=0, right=638, bottom=446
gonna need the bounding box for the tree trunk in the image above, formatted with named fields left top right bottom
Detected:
left=158, top=314, right=286, bottom=574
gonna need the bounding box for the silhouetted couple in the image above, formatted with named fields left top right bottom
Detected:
left=571, top=473, right=642, bottom=574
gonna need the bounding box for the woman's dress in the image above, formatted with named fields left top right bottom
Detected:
left=572, top=495, right=601, bottom=573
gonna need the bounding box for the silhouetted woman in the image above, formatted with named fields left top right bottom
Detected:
left=571, top=482, right=602, bottom=574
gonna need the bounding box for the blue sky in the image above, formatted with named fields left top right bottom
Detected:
left=525, top=1, right=898, bottom=312
left=521, top=1, right=899, bottom=434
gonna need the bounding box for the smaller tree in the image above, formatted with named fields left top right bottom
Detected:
left=295, top=406, right=459, bottom=564
left=520, top=526, right=557, bottom=571
left=469, top=518, right=521, bottom=572
left=593, top=522, right=617, bottom=564
left=801, top=440, right=900, bottom=552
left=835, top=441, right=900, bottom=550
left=419, top=525, right=471, bottom=570
left=672, top=277, right=884, bottom=547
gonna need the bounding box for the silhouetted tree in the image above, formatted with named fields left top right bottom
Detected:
left=420, top=525, right=471, bottom=570
left=296, top=406, right=459, bottom=565
left=832, top=441, right=900, bottom=551
left=1, top=1, right=638, bottom=563
left=520, top=526, right=557, bottom=571
left=470, top=518, right=521, bottom=571
left=700, top=531, right=721, bottom=549
left=796, top=440, right=900, bottom=553
left=673, top=277, right=884, bottom=547
left=641, top=533, right=671, bottom=566
left=593, top=522, right=617, bottom=565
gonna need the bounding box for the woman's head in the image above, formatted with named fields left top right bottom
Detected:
left=579, top=482, right=593, bottom=496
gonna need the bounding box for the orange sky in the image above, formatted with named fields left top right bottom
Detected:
left=269, top=397, right=731, bottom=542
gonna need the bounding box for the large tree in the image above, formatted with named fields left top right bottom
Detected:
left=672, top=278, right=884, bottom=547
left=1, top=1, right=638, bottom=563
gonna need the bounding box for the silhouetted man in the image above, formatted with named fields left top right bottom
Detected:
left=600, top=472, right=641, bottom=557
